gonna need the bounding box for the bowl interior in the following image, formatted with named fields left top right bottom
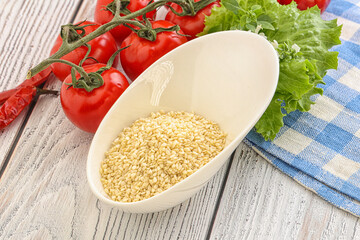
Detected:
left=87, top=30, right=279, bottom=210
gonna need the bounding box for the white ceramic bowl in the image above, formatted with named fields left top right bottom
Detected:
left=87, top=30, right=279, bottom=213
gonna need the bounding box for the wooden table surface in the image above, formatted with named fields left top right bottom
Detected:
left=0, top=0, right=359, bottom=239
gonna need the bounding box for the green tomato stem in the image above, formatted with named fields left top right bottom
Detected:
left=27, top=0, right=214, bottom=79
left=33, top=58, right=91, bottom=82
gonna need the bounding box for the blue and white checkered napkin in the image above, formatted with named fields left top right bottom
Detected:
left=245, top=0, right=360, bottom=217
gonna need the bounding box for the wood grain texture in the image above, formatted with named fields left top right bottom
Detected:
left=87, top=162, right=229, bottom=240
left=0, top=98, right=230, bottom=238
left=209, top=143, right=360, bottom=240
left=0, top=0, right=82, bottom=168
left=74, top=0, right=96, bottom=22
left=1, top=0, right=359, bottom=239
left=0, top=77, right=230, bottom=238
left=0, top=1, right=230, bottom=239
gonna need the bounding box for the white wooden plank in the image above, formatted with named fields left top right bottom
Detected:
left=0, top=98, right=230, bottom=238
left=0, top=79, right=229, bottom=237
left=87, top=163, right=229, bottom=240
left=0, top=1, right=231, bottom=238
left=0, top=0, right=83, bottom=167
left=74, top=0, right=96, bottom=22
left=3, top=0, right=358, bottom=239
left=209, top=143, right=360, bottom=240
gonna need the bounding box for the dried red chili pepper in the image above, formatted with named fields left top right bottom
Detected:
left=0, top=86, right=57, bottom=129
left=0, top=67, right=52, bottom=105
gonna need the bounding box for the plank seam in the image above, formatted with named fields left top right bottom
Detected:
left=0, top=95, right=39, bottom=179
left=0, top=0, right=86, bottom=179
left=70, top=0, right=86, bottom=23
left=204, top=150, right=236, bottom=240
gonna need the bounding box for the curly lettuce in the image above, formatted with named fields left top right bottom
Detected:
left=200, top=0, right=342, bottom=140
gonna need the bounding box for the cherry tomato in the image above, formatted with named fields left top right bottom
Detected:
left=120, top=20, right=188, bottom=81
left=94, top=0, right=157, bottom=44
left=277, top=0, right=330, bottom=13
left=165, top=0, right=220, bottom=40
left=50, top=21, right=118, bottom=81
left=60, top=63, right=129, bottom=133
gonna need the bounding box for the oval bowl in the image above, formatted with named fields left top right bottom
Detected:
left=87, top=30, right=279, bottom=213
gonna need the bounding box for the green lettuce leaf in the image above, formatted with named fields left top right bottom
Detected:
left=201, top=0, right=342, bottom=141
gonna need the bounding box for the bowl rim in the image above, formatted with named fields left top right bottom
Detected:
left=86, top=30, right=279, bottom=208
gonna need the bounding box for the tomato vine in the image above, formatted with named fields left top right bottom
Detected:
left=0, top=0, right=217, bottom=130
left=27, top=0, right=216, bottom=83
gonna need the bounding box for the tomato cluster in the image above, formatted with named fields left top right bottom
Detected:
left=0, top=0, right=331, bottom=131
left=51, top=0, right=219, bottom=133
left=50, top=21, right=119, bottom=81
left=50, top=0, right=330, bottom=133
left=94, top=0, right=157, bottom=44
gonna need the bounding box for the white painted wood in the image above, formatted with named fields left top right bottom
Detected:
left=0, top=98, right=230, bottom=238
left=1, top=0, right=359, bottom=239
left=0, top=0, right=82, bottom=167
left=0, top=79, right=229, bottom=238
left=209, top=143, right=360, bottom=240
left=86, top=163, right=229, bottom=240
left=0, top=1, right=230, bottom=239
left=74, top=0, right=96, bottom=22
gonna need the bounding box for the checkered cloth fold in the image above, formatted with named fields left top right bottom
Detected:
left=245, top=0, right=360, bottom=217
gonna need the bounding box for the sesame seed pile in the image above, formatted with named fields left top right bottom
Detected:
left=100, top=111, right=227, bottom=203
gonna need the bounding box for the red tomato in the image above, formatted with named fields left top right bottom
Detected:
left=50, top=21, right=118, bottom=81
left=165, top=0, right=220, bottom=40
left=277, top=0, right=330, bottom=13
left=60, top=64, right=129, bottom=133
left=120, top=20, right=188, bottom=81
left=94, top=0, right=157, bottom=44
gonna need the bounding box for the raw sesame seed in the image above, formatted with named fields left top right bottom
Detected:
left=100, top=111, right=226, bottom=202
